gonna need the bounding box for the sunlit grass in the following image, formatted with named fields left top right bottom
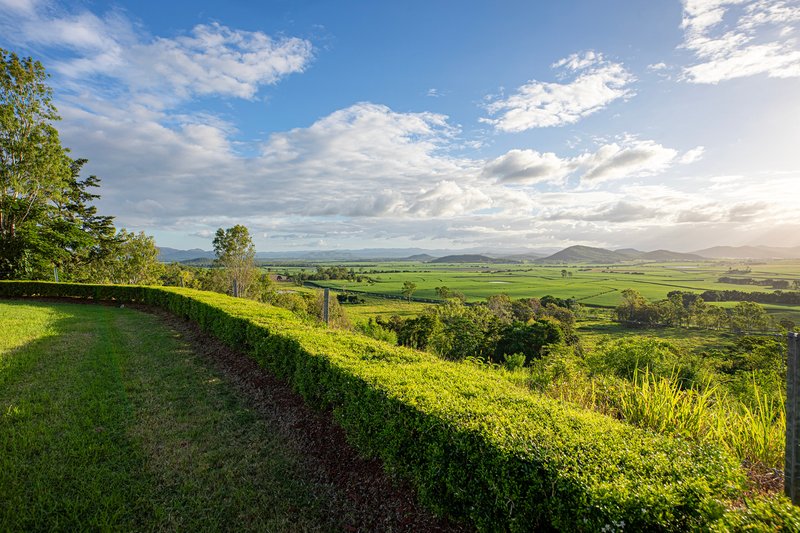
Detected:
left=0, top=300, right=346, bottom=531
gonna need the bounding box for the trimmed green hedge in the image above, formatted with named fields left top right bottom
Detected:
left=0, top=281, right=789, bottom=530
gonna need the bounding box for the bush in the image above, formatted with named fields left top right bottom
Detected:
left=355, top=318, right=397, bottom=344
left=0, top=281, right=772, bottom=531
left=587, top=337, right=695, bottom=383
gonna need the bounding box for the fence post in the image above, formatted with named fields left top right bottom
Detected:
left=323, top=288, right=330, bottom=325
left=786, top=332, right=800, bottom=504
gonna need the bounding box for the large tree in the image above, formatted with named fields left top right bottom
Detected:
left=213, top=225, right=257, bottom=297
left=1, top=49, right=114, bottom=279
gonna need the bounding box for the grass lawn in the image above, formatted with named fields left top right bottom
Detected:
left=0, top=300, right=347, bottom=531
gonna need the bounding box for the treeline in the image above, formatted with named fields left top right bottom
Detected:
left=615, top=289, right=788, bottom=332
left=702, top=288, right=800, bottom=305
left=287, top=266, right=372, bottom=283
left=718, top=276, right=798, bottom=290
left=373, top=295, right=581, bottom=366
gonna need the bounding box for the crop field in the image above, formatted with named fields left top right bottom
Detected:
left=291, top=259, right=800, bottom=321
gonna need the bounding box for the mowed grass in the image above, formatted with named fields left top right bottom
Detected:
left=0, top=300, right=345, bottom=531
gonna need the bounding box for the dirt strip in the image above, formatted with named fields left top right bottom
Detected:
left=141, top=305, right=468, bottom=533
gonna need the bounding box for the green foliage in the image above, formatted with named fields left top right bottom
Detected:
left=494, top=317, right=565, bottom=365
left=0, top=281, right=757, bottom=531
left=401, top=280, right=417, bottom=300
left=711, top=497, right=800, bottom=531
left=355, top=318, right=397, bottom=344
left=0, top=50, right=117, bottom=280
left=502, top=352, right=526, bottom=371
left=213, top=225, right=257, bottom=297
left=81, top=229, right=163, bottom=285
left=617, top=369, right=716, bottom=440
left=587, top=337, right=684, bottom=382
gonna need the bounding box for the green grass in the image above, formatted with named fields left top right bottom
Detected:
left=577, top=318, right=738, bottom=353
left=340, top=294, right=433, bottom=322
left=0, top=300, right=345, bottom=531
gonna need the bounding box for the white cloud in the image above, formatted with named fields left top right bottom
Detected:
left=680, top=146, right=706, bottom=164
left=481, top=51, right=635, bottom=131
left=0, top=0, right=40, bottom=15
left=681, top=0, right=800, bottom=83
left=647, top=62, right=669, bottom=71
left=577, top=140, right=678, bottom=183
left=482, top=149, right=572, bottom=184
left=480, top=139, right=693, bottom=187
left=1, top=5, right=313, bottom=103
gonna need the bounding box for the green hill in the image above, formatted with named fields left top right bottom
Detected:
left=536, top=245, right=627, bottom=264
left=429, top=254, right=512, bottom=264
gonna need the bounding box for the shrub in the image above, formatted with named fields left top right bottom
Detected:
left=0, top=281, right=776, bottom=531
left=587, top=337, right=684, bottom=382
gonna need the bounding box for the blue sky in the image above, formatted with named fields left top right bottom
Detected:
left=1, top=0, right=799, bottom=252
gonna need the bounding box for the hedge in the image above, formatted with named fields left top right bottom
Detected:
left=0, top=281, right=792, bottom=531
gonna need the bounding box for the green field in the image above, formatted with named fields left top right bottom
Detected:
left=287, top=260, right=800, bottom=321
left=0, top=300, right=351, bottom=531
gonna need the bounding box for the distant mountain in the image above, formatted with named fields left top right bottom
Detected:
left=156, top=245, right=565, bottom=262
left=403, top=254, right=436, bottom=262
left=614, top=248, right=643, bottom=259
left=691, top=245, right=800, bottom=259
left=640, top=249, right=704, bottom=261
left=498, top=252, right=545, bottom=262
left=253, top=248, right=452, bottom=261
left=429, top=254, right=513, bottom=264
left=536, top=245, right=627, bottom=264
left=158, top=247, right=215, bottom=262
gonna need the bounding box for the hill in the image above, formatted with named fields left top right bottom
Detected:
left=403, top=254, right=437, bottom=262
left=498, top=252, right=545, bottom=262
left=158, top=247, right=215, bottom=262
left=536, top=245, right=627, bottom=264
left=614, top=248, right=643, bottom=259
left=639, top=249, right=704, bottom=261
left=429, top=254, right=512, bottom=264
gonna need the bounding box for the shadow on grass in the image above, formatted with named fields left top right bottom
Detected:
left=0, top=299, right=349, bottom=532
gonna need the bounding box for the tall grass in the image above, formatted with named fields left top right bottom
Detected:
left=617, top=369, right=717, bottom=440
left=715, top=380, right=785, bottom=468
left=537, top=370, right=786, bottom=469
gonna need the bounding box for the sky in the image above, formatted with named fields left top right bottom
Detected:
left=1, top=0, right=799, bottom=253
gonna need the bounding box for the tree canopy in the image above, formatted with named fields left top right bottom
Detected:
left=0, top=49, right=120, bottom=280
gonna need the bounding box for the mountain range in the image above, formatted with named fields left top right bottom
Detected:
left=157, top=244, right=800, bottom=263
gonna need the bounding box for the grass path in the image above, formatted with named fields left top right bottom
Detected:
left=0, top=300, right=349, bottom=531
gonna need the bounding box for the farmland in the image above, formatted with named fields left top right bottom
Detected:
left=284, top=259, right=800, bottom=322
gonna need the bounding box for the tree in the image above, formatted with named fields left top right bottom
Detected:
left=485, top=293, right=513, bottom=323
left=213, top=225, right=257, bottom=297
left=494, top=317, right=565, bottom=366
left=1, top=49, right=74, bottom=277
left=730, top=301, right=773, bottom=332
left=401, top=280, right=417, bottom=301
left=1, top=50, right=113, bottom=280
left=83, top=229, right=163, bottom=285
